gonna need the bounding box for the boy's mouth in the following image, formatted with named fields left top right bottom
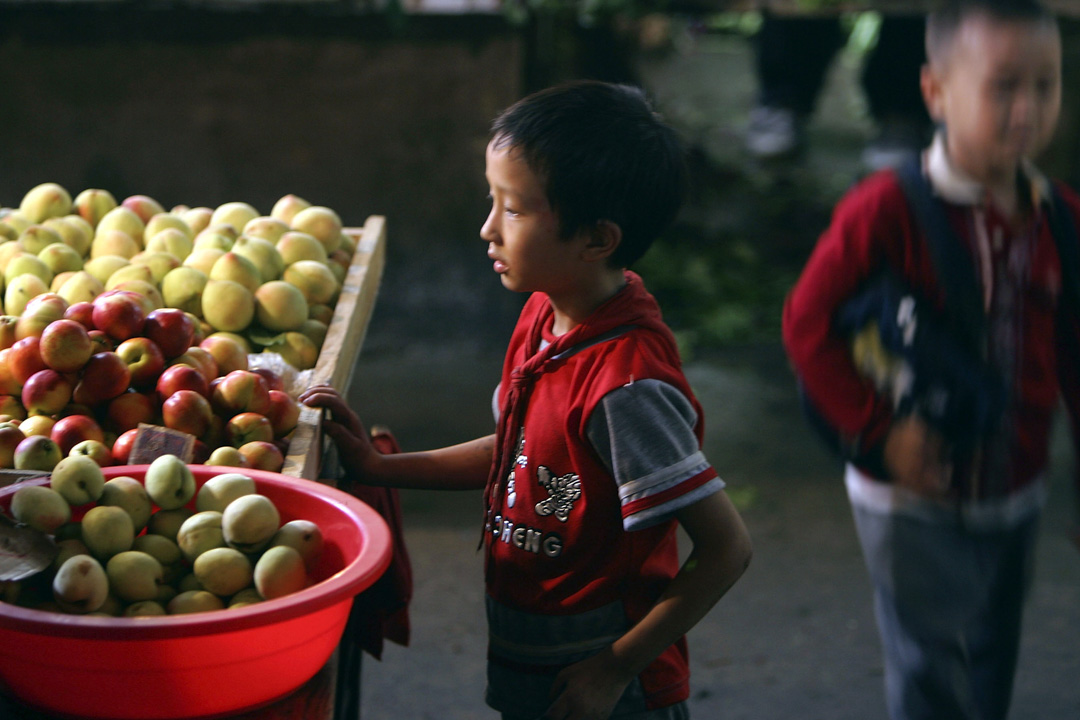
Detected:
left=488, top=246, right=508, bottom=273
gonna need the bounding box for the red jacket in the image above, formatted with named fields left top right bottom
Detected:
left=783, top=158, right=1080, bottom=498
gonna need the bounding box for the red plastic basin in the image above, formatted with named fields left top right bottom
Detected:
left=0, top=465, right=392, bottom=719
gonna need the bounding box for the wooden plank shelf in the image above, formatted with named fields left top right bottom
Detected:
left=282, top=214, right=387, bottom=483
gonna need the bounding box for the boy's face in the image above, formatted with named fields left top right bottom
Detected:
left=481, top=140, right=589, bottom=297
left=922, top=13, right=1061, bottom=184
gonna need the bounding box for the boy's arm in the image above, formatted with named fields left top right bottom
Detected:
left=782, top=174, right=922, bottom=464
left=543, top=490, right=751, bottom=720
left=300, top=384, right=494, bottom=491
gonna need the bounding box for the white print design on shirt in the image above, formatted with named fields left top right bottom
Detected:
left=489, top=515, right=564, bottom=557
left=507, top=430, right=527, bottom=509
left=534, top=466, right=581, bottom=522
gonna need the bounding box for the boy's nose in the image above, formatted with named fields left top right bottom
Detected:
left=480, top=211, right=499, bottom=243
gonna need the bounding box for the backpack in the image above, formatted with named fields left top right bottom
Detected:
left=799, top=159, right=1080, bottom=472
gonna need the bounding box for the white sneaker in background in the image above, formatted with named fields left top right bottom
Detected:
left=745, top=106, right=803, bottom=159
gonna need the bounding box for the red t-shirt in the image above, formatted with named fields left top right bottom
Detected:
left=483, top=272, right=720, bottom=715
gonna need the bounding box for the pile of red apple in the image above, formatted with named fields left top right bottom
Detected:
left=0, top=289, right=301, bottom=473
left=0, top=182, right=358, bottom=474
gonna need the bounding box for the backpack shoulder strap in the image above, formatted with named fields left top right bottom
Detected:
left=1047, top=183, right=1080, bottom=317
left=892, top=158, right=986, bottom=353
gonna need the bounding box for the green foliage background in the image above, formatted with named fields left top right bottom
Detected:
left=637, top=227, right=797, bottom=359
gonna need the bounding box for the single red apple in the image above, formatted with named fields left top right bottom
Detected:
left=161, top=389, right=213, bottom=438
left=224, top=412, right=274, bottom=448
left=111, top=428, right=139, bottom=464
left=63, top=301, right=97, bottom=331
left=143, top=308, right=196, bottom=359
left=156, top=363, right=209, bottom=401
left=39, top=319, right=94, bottom=373
left=171, top=346, right=218, bottom=383
left=91, top=290, right=146, bottom=342
left=265, top=389, right=300, bottom=438
left=0, top=424, right=27, bottom=468
left=50, top=413, right=105, bottom=455
left=0, top=350, right=24, bottom=396
left=21, top=369, right=74, bottom=416
left=72, top=351, right=131, bottom=406
left=105, top=390, right=157, bottom=434
left=8, top=336, right=47, bottom=385
left=115, top=337, right=166, bottom=391
left=211, top=370, right=271, bottom=417
left=237, top=440, right=284, bottom=472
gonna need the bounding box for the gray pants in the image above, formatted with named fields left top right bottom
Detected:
left=851, top=504, right=1040, bottom=720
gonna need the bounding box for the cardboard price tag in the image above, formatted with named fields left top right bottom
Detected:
left=128, top=424, right=196, bottom=465
left=0, top=512, right=58, bottom=582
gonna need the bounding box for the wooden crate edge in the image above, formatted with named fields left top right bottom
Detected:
left=281, top=215, right=387, bottom=481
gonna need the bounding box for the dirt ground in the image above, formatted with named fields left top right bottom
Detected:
left=349, top=25, right=1080, bottom=720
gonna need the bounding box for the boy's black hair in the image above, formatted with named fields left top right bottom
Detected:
left=490, top=80, right=688, bottom=268
left=926, top=0, right=1056, bottom=65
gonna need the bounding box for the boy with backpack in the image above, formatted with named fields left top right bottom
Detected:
left=782, top=1, right=1080, bottom=718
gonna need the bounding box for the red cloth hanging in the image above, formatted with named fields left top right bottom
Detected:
left=342, top=429, right=412, bottom=659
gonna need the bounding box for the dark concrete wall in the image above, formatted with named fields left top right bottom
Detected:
left=0, top=8, right=527, bottom=345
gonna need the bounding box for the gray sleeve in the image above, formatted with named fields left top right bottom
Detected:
left=586, top=378, right=724, bottom=531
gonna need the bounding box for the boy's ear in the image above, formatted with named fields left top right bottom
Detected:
left=581, top=220, right=622, bottom=262
left=920, top=63, right=945, bottom=122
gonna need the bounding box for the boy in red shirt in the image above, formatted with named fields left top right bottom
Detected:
left=783, top=1, right=1080, bottom=718
left=302, top=81, right=752, bottom=719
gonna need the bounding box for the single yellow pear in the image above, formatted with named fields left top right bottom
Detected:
left=20, top=182, right=73, bottom=224
left=209, top=252, right=261, bottom=293
left=202, top=279, right=255, bottom=333
left=161, top=266, right=208, bottom=317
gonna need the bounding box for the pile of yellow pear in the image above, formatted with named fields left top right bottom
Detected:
left=0, top=182, right=358, bottom=371
left=1, top=454, right=324, bottom=617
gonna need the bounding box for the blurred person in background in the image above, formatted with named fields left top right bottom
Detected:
left=782, top=0, right=1080, bottom=717
left=746, top=10, right=932, bottom=171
